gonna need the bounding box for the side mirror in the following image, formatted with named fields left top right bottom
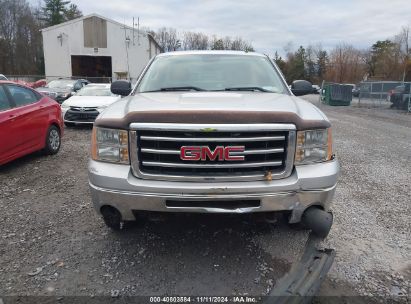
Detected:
left=111, top=80, right=132, bottom=96
left=73, top=83, right=82, bottom=91
left=291, top=80, right=313, bottom=96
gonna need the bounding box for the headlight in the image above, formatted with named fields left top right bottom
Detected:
left=57, top=92, right=70, bottom=98
left=61, top=103, right=69, bottom=109
left=91, top=127, right=129, bottom=164
left=295, top=129, right=333, bottom=165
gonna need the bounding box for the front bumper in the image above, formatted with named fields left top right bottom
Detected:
left=62, top=109, right=102, bottom=124
left=88, top=159, right=339, bottom=223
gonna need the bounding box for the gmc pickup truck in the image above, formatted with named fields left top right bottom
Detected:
left=88, top=51, right=339, bottom=237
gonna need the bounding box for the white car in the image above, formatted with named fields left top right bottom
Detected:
left=61, top=83, right=120, bottom=126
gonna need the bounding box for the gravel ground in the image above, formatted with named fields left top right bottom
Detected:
left=304, top=95, right=411, bottom=299
left=0, top=96, right=410, bottom=301
left=0, top=127, right=308, bottom=297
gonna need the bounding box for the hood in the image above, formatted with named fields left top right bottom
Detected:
left=95, top=92, right=330, bottom=130
left=62, top=96, right=121, bottom=108
left=37, top=87, right=72, bottom=94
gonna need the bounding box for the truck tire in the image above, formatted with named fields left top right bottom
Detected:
left=43, top=125, right=61, bottom=155
left=101, top=206, right=124, bottom=231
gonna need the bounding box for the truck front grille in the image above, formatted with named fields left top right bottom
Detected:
left=64, top=107, right=99, bottom=122
left=130, top=123, right=296, bottom=182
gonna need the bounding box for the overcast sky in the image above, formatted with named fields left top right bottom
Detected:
left=33, top=0, right=411, bottom=55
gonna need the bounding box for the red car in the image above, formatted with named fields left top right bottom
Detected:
left=0, top=81, right=63, bottom=165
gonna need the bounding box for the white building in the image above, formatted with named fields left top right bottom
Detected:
left=41, top=14, right=162, bottom=82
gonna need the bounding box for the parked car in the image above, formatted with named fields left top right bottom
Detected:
left=345, top=83, right=360, bottom=97
left=312, top=84, right=321, bottom=94
left=352, top=85, right=360, bottom=97
left=390, top=83, right=411, bottom=110
left=15, top=79, right=47, bottom=89
left=0, top=74, right=8, bottom=81
left=88, top=51, right=339, bottom=237
left=36, top=78, right=89, bottom=103
left=0, top=81, right=63, bottom=165
left=61, top=83, right=121, bottom=127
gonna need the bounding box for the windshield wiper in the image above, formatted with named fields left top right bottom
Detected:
left=223, top=87, right=272, bottom=92
left=142, top=86, right=206, bottom=92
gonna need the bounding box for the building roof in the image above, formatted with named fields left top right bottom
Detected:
left=40, top=13, right=162, bottom=51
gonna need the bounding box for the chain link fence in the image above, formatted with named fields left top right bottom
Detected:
left=356, top=81, right=411, bottom=112
left=357, top=81, right=411, bottom=112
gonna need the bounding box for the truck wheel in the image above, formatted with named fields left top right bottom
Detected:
left=44, top=125, right=61, bottom=155
left=101, top=206, right=124, bottom=231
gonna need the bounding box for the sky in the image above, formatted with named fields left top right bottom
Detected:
left=31, top=0, right=411, bottom=55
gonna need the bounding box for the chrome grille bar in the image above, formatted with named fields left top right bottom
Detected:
left=141, top=148, right=284, bottom=155
left=142, top=161, right=283, bottom=168
left=129, top=123, right=296, bottom=182
left=140, top=135, right=285, bottom=142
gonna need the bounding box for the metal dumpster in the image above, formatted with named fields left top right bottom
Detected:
left=321, top=83, right=352, bottom=106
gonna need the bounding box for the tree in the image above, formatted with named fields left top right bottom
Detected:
left=397, top=26, right=411, bottom=81
left=182, top=31, right=209, bottom=50
left=41, top=0, right=70, bottom=26
left=64, top=3, right=82, bottom=21
left=305, top=45, right=316, bottom=83
left=211, top=38, right=224, bottom=50
left=285, top=46, right=306, bottom=82
left=155, top=27, right=181, bottom=52
left=327, top=44, right=365, bottom=83
left=316, top=49, right=328, bottom=82
left=0, top=0, right=44, bottom=74
left=231, top=37, right=254, bottom=52
left=365, top=40, right=402, bottom=80
left=273, top=51, right=286, bottom=73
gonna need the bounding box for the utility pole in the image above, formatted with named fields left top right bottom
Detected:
left=136, top=17, right=140, bottom=46
left=120, top=21, right=131, bottom=81
left=132, top=17, right=140, bottom=46
left=132, top=17, right=135, bottom=46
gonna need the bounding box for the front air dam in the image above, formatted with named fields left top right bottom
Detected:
left=267, top=233, right=335, bottom=303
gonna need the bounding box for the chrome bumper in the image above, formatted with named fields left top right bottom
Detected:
left=88, top=159, right=339, bottom=223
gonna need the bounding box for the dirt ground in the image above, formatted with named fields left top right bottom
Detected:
left=0, top=95, right=410, bottom=301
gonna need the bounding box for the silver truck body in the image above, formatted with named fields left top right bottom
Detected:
left=88, top=51, right=339, bottom=224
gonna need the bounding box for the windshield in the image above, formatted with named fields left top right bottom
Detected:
left=76, top=86, right=113, bottom=96
left=47, top=79, right=76, bottom=89
left=137, top=54, right=288, bottom=94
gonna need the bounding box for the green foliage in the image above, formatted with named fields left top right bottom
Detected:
left=64, top=3, right=82, bottom=21
left=273, top=51, right=286, bottom=73
left=41, top=0, right=82, bottom=26
left=285, top=46, right=306, bottom=83
left=211, top=39, right=225, bottom=50
left=317, top=50, right=328, bottom=80
left=274, top=46, right=329, bottom=84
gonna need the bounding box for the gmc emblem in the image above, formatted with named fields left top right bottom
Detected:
left=180, top=146, right=245, bottom=161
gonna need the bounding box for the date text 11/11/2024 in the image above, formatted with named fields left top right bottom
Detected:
left=149, top=296, right=258, bottom=303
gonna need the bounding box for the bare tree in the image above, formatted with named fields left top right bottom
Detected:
left=182, top=31, right=209, bottom=50
left=397, top=26, right=410, bottom=81
left=0, top=0, right=43, bottom=74
left=326, top=44, right=365, bottom=83
left=154, top=27, right=181, bottom=52
left=222, top=36, right=232, bottom=50
left=230, top=37, right=254, bottom=51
